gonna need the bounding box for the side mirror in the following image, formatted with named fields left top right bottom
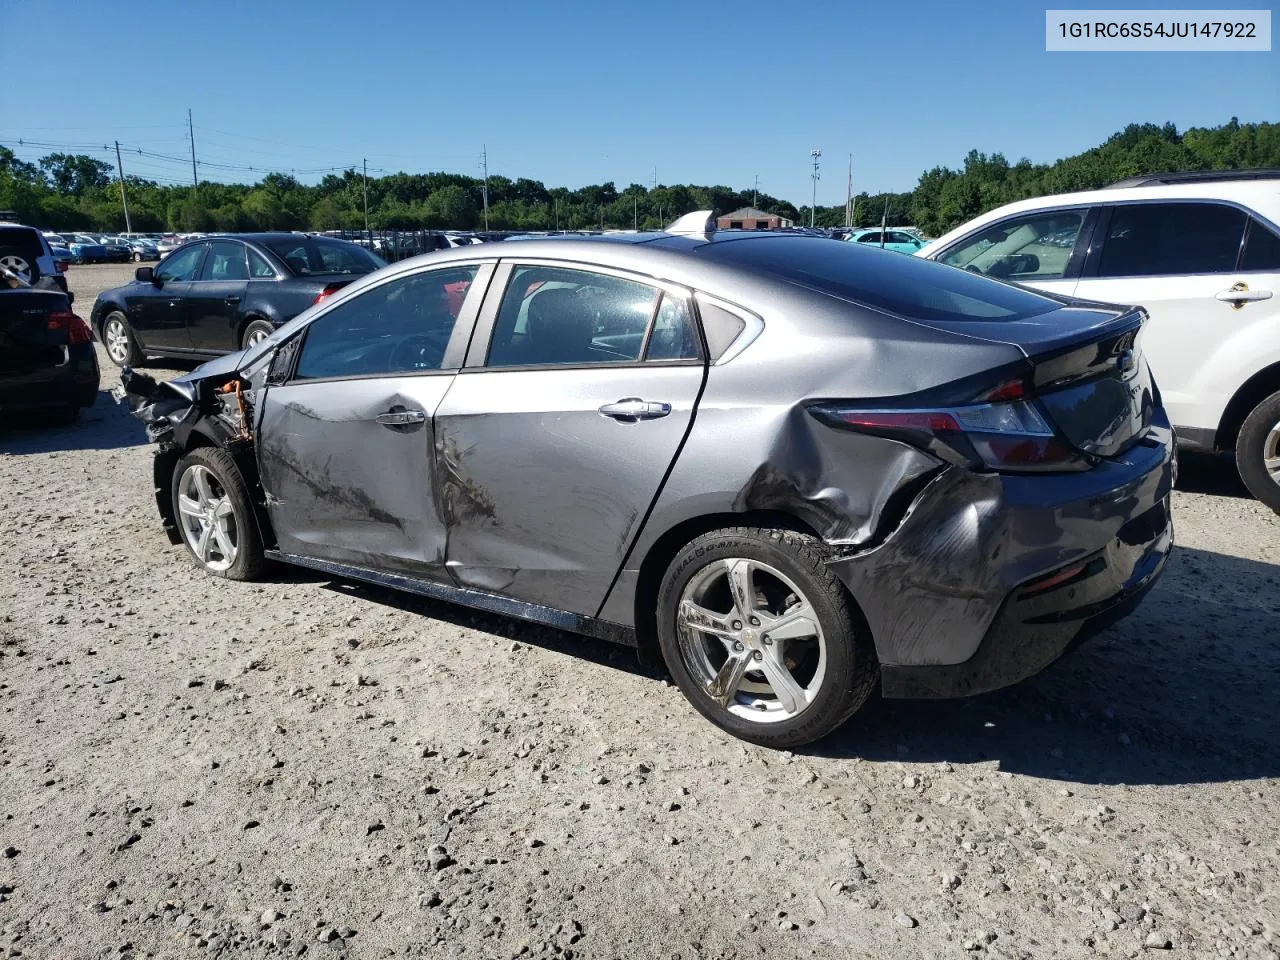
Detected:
left=136, top=266, right=155, bottom=284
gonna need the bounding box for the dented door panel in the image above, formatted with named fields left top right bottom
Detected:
left=256, top=376, right=455, bottom=576
left=434, top=365, right=704, bottom=616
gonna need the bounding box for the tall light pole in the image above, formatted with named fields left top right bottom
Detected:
left=809, top=148, right=822, bottom=228
left=362, top=158, right=370, bottom=237
left=480, top=145, right=490, bottom=231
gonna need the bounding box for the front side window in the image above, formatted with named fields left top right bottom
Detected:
left=199, top=240, right=248, bottom=281
left=1097, top=202, right=1247, bottom=278
left=940, top=210, right=1085, bottom=281
left=857, top=232, right=882, bottom=244
left=293, top=265, right=480, bottom=380
left=486, top=266, right=660, bottom=367
left=155, top=244, right=205, bottom=283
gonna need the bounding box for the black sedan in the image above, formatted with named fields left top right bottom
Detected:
left=91, top=234, right=385, bottom=366
left=1, top=265, right=100, bottom=423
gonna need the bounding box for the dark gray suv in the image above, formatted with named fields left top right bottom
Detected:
left=120, top=226, right=1173, bottom=748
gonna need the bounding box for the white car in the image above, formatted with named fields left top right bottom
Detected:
left=917, top=171, right=1280, bottom=513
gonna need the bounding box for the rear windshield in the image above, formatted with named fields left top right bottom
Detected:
left=0, top=227, right=46, bottom=260
left=705, top=236, right=1062, bottom=322
left=261, top=236, right=385, bottom=276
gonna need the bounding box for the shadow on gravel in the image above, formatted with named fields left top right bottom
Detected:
left=1175, top=451, right=1254, bottom=500
left=322, top=579, right=667, bottom=679
left=0, top=393, right=148, bottom=455
left=808, top=545, right=1280, bottom=787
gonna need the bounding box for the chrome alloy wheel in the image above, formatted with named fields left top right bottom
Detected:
left=676, top=558, right=827, bottom=723
left=0, top=253, right=32, bottom=281
left=176, top=464, right=239, bottom=572
left=103, top=316, right=131, bottom=364
left=1265, top=419, right=1280, bottom=488
left=245, top=327, right=270, bottom=347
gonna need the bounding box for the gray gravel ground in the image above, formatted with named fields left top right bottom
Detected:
left=0, top=264, right=1277, bottom=959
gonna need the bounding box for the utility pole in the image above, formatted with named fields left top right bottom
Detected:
left=880, top=195, right=889, bottom=248
left=845, top=154, right=853, bottom=228
left=753, top=174, right=759, bottom=209
left=187, top=108, right=199, bottom=188
left=633, top=194, right=638, bottom=230
left=362, top=158, right=370, bottom=237
left=809, top=148, right=822, bottom=228
left=113, top=140, right=132, bottom=233
left=651, top=167, right=657, bottom=191
left=554, top=198, right=559, bottom=231
left=480, top=145, right=490, bottom=231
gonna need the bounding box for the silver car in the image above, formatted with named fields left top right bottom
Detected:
left=120, top=219, right=1173, bottom=748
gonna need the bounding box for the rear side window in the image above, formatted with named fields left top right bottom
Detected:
left=1097, top=203, right=1246, bottom=277
left=262, top=237, right=381, bottom=276
left=1240, top=218, right=1280, bottom=272
left=486, top=266, right=660, bottom=367
left=0, top=227, right=46, bottom=263
left=939, top=209, right=1086, bottom=281
left=706, top=236, right=1060, bottom=322
left=247, top=247, right=277, bottom=279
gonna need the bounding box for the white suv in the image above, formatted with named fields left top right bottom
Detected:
left=917, top=171, right=1280, bottom=514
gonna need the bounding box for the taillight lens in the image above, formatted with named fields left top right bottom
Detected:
left=313, top=282, right=345, bottom=305
left=47, top=310, right=94, bottom=346
left=55, top=260, right=68, bottom=273
left=813, top=392, right=1085, bottom=473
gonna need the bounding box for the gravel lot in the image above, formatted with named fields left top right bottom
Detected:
left=1, top=263, right=1278, bottom=959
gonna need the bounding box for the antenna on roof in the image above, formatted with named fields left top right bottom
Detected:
left=665, top=210, right=716, bottom=239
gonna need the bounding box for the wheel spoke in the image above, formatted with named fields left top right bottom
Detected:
left=724, top=558, right=757, bottom=617
left=708, top=653, right=752, bottom=706
left=1264, top=455, right=1280, bottom=474
left=678, top=600, right=738, bottom=646
left=192, top=469, right=214, bottom=505
left=177, top=495, right=203, bottom=518
left=195, top=522, right=214, bottom=561
left=212, top=522, right=235, bottom=561
left=760, top=601, right=819, bottom=642
left=760, top=655, right=807, bottom=715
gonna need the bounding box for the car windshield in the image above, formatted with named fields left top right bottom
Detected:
left=706, top=236, right=1062, bottom=322
left=261, top=237, right=384, bottom=276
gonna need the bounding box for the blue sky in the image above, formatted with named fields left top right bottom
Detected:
left=2, top=0, right=1275, bottom=205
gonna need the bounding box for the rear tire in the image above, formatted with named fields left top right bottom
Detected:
left=1235, top=389, right=1280, bottom=515
left=171, top=447, right=265, bottom=581
left=101, top=310, right=143, bottom=367
left=656, top=526, right=877, bottom=749
left=241, top=319, right=274, bottom=350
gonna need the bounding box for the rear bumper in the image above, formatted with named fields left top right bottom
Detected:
left=0, top=347, right=100, bottom=411
left=829, top=419, right=1175, bottom=698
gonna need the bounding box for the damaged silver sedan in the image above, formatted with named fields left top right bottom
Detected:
left=119, top=219, right=1174, bottom=748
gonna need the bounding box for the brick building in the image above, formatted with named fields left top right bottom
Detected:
left=715, top=207, right=794, bottom=231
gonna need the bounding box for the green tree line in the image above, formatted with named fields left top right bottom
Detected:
left=2, top=119, right=1276, bottom=237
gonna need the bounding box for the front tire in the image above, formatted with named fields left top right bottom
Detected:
left=1236, top=389, right=1280, bottom=515
left=101, top=311, right=143, bottom=367
left=171, top=447, right=264, bottom=581
left=656, top=527, right=877, bottom=749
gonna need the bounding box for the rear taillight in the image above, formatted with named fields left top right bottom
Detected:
left=47, top=311, right=94, bottom=346
left=813, top=383, right=1086, bottom=473
left=313, top=283, right=345, bottom=305
left=55, top=261, right=68, bottom=273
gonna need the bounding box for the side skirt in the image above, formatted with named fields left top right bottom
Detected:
left=265, top=550, right=638, bottom=648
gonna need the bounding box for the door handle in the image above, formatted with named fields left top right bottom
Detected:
left=598, top=397, right=672, bottom=422
left=1216, top=282, right=1273, bottom=309
left=224, top=296, right=242, bottom=305
left=375, top=408, right=427, bottom=426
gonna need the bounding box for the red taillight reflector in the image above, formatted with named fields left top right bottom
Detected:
left=1020, top=560, right=1090, bottom=597
left=55, top=261, right=68, bottom=273
left=313, top=283, right=345, bottom=305
left=835, top=410, right=962, bottom=432
left=47, top=310, right=93, bottom=345
left=975, top=378, right=1027, bottom=402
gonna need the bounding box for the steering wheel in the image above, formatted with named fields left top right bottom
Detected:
left=389, top=333, right=447, bottom=371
